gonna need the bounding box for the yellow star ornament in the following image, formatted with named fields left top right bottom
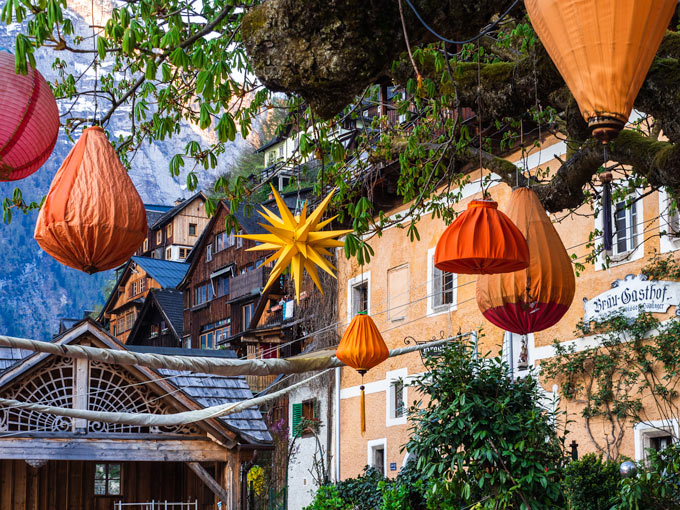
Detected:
left=236, top=185, right=353, bottom=302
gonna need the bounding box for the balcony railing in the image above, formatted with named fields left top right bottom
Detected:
left=230, top=266, right=271, bottom=300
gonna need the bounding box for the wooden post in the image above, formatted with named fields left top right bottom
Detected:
left=186, top=462, right=228, bottom=504
left=73, top=357, right=89, bottom=431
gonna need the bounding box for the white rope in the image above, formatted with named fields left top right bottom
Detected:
left=0, top=336, right=464, bottom=426
left=0, top=334, right=458, bottom=377
left=0, top=371, right=331, bottom=427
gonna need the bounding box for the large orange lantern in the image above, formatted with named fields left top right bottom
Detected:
left=476, top=188, right=575, bottom=335
left=336, top=312, right=389, bottom=433
left=435, top=200, right=530, bottom=275
left=0, top=51, right=59, bottom=180
left=525, top=0, right=676, bottom=141
left=34, top=126, right=148, bottom=274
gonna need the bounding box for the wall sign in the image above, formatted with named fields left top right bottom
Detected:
left=583, top=274, right=680, bottom=322
left=403, top=331, right=477, bottom=365
left=390, top=462, right=397, bottom=472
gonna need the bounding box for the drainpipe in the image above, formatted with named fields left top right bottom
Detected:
left=334, top=366, right=341, bottom=481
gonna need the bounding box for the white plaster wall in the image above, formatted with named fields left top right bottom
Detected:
left=287, top=383, right=331, bottom=510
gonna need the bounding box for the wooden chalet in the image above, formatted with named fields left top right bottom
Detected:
left=136, top=192, right=210, bottom=262
left=177, top=193, right=315, bottom=392
left=126, top=289, right=184, bottom=348
left=0, top=319, right=272, bottom=510
left=98, top=257, right=189, bottom=344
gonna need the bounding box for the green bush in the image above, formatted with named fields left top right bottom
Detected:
left=615, top=444, right=680, bottom=510
left=563, top=454, right=620, bottom=510
left=335, top=467, right=386, bottom=510
left=303, top=485, right=351, bottom=510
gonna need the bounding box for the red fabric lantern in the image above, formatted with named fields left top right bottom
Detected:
left=476, top=188, right=575, bottom=334
left=34, top=127, right=148, bottom=274
left=336, top=313, right=389, bottom=433
left=0, top=51, right=59, bottom=181
left=435, top=200, right=530, bottom=275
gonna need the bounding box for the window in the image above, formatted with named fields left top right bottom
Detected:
left=143, top=238, right=148, bottom=251
left=189, top=223, right=197, bottom=236
left=194, top=284, right=211, bottom=306
left=139, top=278, right=146, bottom=293
left=215, top=275, right=230, bottom=298
left=150, top=324, right=159, bottom=338
left=179, top=247, right=188, bottom=259
left=94, top=463, right=121, bottom=496
left=206, top=243, right=213, bottom=262
left=183, top=336, right=191, bottom=349
left=367, top=439, right=387, bottom=476
left=427, top=247, right=457, bottom=315
left=166, top=248, right=172, bottom=260
left=634, top=420, right=678, bottom=462
left=278, top=145, right=284, bottom=158
left=216, top=232, right=225, bottom=252
left=386, top=368, right=408, bottom=426
left=612, top=198, right=638, bottom=256
left=200, top=332, right=215, bottom=349
left=352, top=282, right=368, bottom=316
left=243, top=302, right=256, bottom=329
left=160, top=320, right=167, bottom=332
left=216, top=325, right=231, bottom=344
left=292, top=399, right=318, bottom=438
left=237, top=230, right=243, bottom=248
left=659, top=189, right=680, bottom=253
left=166, top=223, right=173, bottom=238
left=392, top=380, right=405, bottom=418
left=156, top=230, right=162, bottom=244
left=387, top=265, right=408, bottom=321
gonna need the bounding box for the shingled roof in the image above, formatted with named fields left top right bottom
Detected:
left=150, top=192, right=206, bottom=229
left=158, top=367, right=272, bottom=443
left=130, top=257, right=189, bottom=289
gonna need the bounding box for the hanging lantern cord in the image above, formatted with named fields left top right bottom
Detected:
left=91, top=0, right=99, bottom=125
left=477, top=41, right=487, bottom=199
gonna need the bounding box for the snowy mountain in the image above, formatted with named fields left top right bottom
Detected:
left=0, top=6, right=253, bottom=338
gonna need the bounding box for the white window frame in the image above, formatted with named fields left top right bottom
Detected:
left=659, top=188, right=680, bottom=253
left=634, top=419, right=679, bottom=462
left=346, top=271, right=371, bottom=323
left=595, top=188, right=644, bottom=270
left=502, top=332, right=534, bottom=378
left=385, top=368, right=408, bottom=427
left=366, top=438, right=387, bottom=475
left=426, top=247, right=457, bottom=316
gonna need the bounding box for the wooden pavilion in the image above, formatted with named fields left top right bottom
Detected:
left=0, top=319, right=272, bottom=510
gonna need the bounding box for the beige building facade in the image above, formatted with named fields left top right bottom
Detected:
left=332, top=135, right=680, bottom=479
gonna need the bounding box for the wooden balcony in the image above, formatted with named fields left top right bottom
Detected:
left=229, top=266, right=271, bottom=300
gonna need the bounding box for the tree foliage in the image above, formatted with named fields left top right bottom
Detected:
left=405, top=341, right=566, bottom=510
left=3, top=1, right=680, bottom=267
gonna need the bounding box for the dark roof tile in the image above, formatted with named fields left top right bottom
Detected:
left=130, top=257, right=189, bottom=289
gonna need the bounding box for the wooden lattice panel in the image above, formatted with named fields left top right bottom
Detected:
left=0, top=357, right=74, bottom=432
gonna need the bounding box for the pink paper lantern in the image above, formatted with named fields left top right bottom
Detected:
left=0, top=51, right=59, bottom=181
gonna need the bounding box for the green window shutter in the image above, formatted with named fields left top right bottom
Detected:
left=292, top=403, right=303, bottom=438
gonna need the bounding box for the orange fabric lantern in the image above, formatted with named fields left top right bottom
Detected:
left=435, top=200, right=529, bottom=275
left=525, top=0, right=676, bottom=141
left=336, top=312, right=389, bottom=433
left=34, top=126, right=148, bottom=274
left=476, top=188, right=575, bottom=335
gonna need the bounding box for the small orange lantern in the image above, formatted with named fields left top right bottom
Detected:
left=476, top=188, right=575, bottom=335
left=435, top=200, right=530, bottom=275
left=525, top=0, right=676, bottom=141
left=336, top=312, right=389, bottom=433
left=34, top=126, right=148, bottom=273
